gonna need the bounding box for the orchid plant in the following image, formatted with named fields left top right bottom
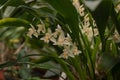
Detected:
left=0, top=0, right=120, bottom=80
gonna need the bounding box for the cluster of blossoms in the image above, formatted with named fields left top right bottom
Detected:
left=81, top=14, right=98, bottom=41
left=73, top=0, right=98, bottom=42
left=27, top=24, right=81, bottom=59
left=73, top=0, right=85, bottom=17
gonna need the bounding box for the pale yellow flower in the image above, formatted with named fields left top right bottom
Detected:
left=59, top=46, right=74, bottom=59
left=73, top=0, right=80, bottom=10
left=33, top=32, right=39, bottom=38
left=82, top=16, right=98, bottom=41
left=93, top=19, right=97, bottom=27
left=53, top=33, right=65, bottom=46
left=82, top=26, right=93, bottom=41
left=48, top=25, right=72, bottom=46
left=84, top=14, right=89, bottom=21
left=82, top=20, right=98, bottom=41
left=40, top=28, right=52, bottom=43
left=37, top=24, right=46, bottom=33
left=73, top=0, right=85, bottom=16
left=64, top=34, right=72, bottom=46
left=27, top=26, right=38, bottom=38
left=71, top=44, right=81, bottom=55
left=93, top=28, right=98, bottom=36
left=59, top=50, right=69, bottom=59
left=53, top=25, right=63, bottom=38
left=79, top=4, right=85, bottom=16
left=84, top=14, right=90, bottom=27
left=115, top=4, right=120, bottom=13
left=27, top=28, right=35, bottom=38
left=50, top=36, right=56, bottom=43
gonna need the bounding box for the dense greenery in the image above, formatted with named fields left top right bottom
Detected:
left=0, top=0, right=120, bottom=80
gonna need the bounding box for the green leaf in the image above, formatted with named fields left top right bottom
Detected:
left=111, top=3, right=120, bottom=35
left=0, top=61, right=16, bottom=69
left=33, top=56, right=51, bottom=63
left=1, top=0, right=25, bottom=8
left=29, top=77, right=41, bottom=80
left=0, top=18, right=30, bottom=28
left=0, top=54, right=47, bottom=69
left=18, top=5, right=55, bottom=19
left=99, top=53, right=120, bottom=72
left=92, top=0, right=112, bottom=40
left=19, top=64, right=31, bottom=79
left=32, top=62, right=61, bottom=71
left=112, top=62, right=120, bottom=80
left=0, top=0, right=8, bottom=6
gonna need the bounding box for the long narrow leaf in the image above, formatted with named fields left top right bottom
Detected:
left=92, top=0, right=112, bottom=41
left=0, top=18, right=30, bottom=28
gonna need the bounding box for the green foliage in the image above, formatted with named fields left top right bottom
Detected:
left=0, top=18, right=30, bottom=28
left=0, top=0, right=120, bottom=80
